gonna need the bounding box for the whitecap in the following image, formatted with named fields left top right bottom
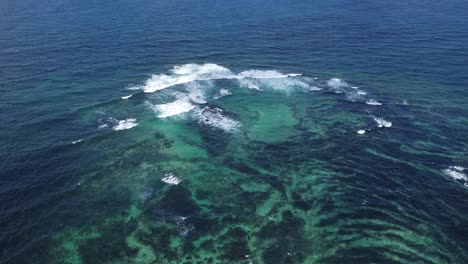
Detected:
left=327, top=78, right=348, bottom=90
left=98, top=123, right=109, bottom=129
left=373, top=117, right=392, bottom=128
left=121, top=94, right=133, bottom=100
left=153, top=98, right=195, bottom=118
left=161, top=173, right=182, bottom=185
left=72, top=139, right=84, bottom=144
left=113, top=118, right=138, bottom=130
left=136, top=63, right=304, bottom=93
left=357, top=130, right=366, bottom=135
left=141, top=64, right=235, bottom=93
left=444, top=166, right=467, bottom=181
left=238, top=70, right=289, bottom=79
left=366, top=99, right=382, bottom=106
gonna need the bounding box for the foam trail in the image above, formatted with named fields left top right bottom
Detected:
left=121, top=95, right=132, bottom=100
left=113, top=118, right=138, bottom=130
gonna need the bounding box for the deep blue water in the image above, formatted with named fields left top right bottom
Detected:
left=1, top=0, right=468, bottom=263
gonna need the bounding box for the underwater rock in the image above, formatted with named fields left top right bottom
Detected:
left=160, top=185, right=200, bottom=216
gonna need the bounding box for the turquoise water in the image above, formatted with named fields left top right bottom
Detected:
left=1, top=0, right=468, bottom=263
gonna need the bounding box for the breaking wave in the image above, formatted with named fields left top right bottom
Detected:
left=373, top=117, right=392, bottom=128
left=135, top=63, right=305, bottom=93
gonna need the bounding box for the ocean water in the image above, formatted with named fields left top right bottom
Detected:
left=1, top=0, right=468, bottom=263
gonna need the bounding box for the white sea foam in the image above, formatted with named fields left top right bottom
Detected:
left=121, top=94, right=133, bottom=100
left=153, top=98, right=195, bottom=118
left=113, top=118, right=138, bottom=130
left=238, top=76, right=309, bottom=91
left=161, top=173, right=182, bottom=185
left=72, top=139, right=84, bottom=144
left=219, top=88, right=232, bottom=96
left=238, top=70, right=289, bottom=79
left=214, top=88, right=232, bottom=99
left=185, top=82, right=209, bottom=104
left=327, top=78, right=348, bottom=90
left=137, top=63, right=305, bottom=93
left=357, top=130, right=366, bottom=135
left=357, top=91, right=367, bottom=95
left=444, top=166, right=467, bottom=181
left=373, top=117, right=392, bottom=128
left=98, top=123, right=109, bottom=129
left=196, top=107, right=240, bottom=132
left=366, top=99, right=382, bottom=106
left=141, top=64, right=235, bottom=93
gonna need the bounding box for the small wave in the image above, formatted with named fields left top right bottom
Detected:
left=357, top=130, right=366, bottom=135
left=113, top=118, right=138, bottom=130
left=444, top=166, right=467, bottom=181
left=373, top=117, right=392, bottom=128
left=366, top=99, right=382, bottom=106
left=121, top=94, right=133, bottom=100
left=153, top=98, right=195, bottom=118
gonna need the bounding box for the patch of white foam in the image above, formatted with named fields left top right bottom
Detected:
left=444, top=166, right=467, bottom=181
left=161, top=173, right=182, bottom=185
left=153, top=98, right=195, bottom=118
left=307, top=86, right=322, bottom=91
left=113, top=118, right=138, bottom=130
left=196, top=107, right=240, bottom=132
left=238, top=70, right=289, bottom=79
left=327, top=78, right=348, bottom=90
left=98, top=123, right=109, bottom=129
left=214, top=88, right=232, bottom=99
left=137, top=63, right=305, bottom=93
left=366, top=99, right=382, bottom=106
left=357, top=91, right=367, bottom=95
left=357, top=130, right=366, bottom=135
left=373, top=117, right=392, bottom=128
left=121, top=94, right=133, bottom=100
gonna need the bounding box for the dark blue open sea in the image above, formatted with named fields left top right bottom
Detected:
left=1, top=0, right=468, bottom=263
